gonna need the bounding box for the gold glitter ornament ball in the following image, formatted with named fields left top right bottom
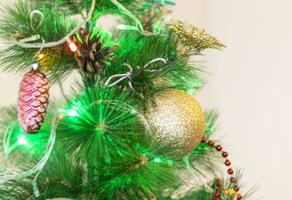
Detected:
left=145, top=89, right=205, bottom=158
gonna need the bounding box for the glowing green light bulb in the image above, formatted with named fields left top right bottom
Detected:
left=67, top=109, right=78, bottom=117
left=17, top=135, right=28, bottom=145
left=153, top=157, right=161, bottom=163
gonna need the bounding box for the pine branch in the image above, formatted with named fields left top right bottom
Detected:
left=0, top=179, right=36, bottom=200
left=0, top=0, right=253, bottom=199
left=104, top=30, right=205, bottom=104
left=0, top=1, right=77, bottom=82
left=57, top=84, right=146, bottom=166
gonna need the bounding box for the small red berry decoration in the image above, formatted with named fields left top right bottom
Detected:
left=18, top=68, right=49, bottom=134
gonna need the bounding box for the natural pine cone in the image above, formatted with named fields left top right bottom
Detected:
left=18, top=69, right=49, bottom=134
left=72, top=28, right=112, bottom=74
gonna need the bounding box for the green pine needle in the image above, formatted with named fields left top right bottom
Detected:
left=96, top=158, right=178, bottom=199
left=58, top=85, right=147, bottom=166
left=0, top=0, right=253, bottom=199
left=0, top=1, right=77, bottom=82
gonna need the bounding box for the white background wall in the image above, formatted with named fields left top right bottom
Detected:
left=1, top=0, right=292, bottom=199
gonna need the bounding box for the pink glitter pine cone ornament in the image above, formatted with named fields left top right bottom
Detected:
left=18, top=67, right=50, bottom=134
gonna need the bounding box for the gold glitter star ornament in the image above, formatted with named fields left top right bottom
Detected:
left=168, top=20, right=226, bottom=54
left=145, top=89, right=205, bottom=158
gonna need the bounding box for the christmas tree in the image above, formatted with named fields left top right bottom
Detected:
left=0, top=1, right=253, bottom=199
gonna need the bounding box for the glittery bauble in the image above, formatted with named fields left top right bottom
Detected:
left=18, top=70, right=49, bottom=134
left=145, top=89, right=205, bottom=158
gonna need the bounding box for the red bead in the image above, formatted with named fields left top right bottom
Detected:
left=201, top=137, right=207, bottom=143
left=222, top=152, right=228, bottom=157
left=228, top=168, right=234, bottom=175
left=234, top=185, right=240, bottom=192
left=215, top=192, right=221, bottom=197
left=225, top=159, right=231, bottom=166
left=216, top=145, right=223, bottom=151
left=237, top=194, right=242, bottom=200
left=208, top=140, right=215, bottom=146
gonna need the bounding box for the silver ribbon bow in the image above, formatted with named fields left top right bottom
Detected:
left=105, top=63, right=135, bottom=90
left=105, top=58, right=167, bottom=90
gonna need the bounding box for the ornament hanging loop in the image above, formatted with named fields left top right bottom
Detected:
left=31, top=63, right=39, bottom=71
left=32, top=37, right=45, bottom=71
left=30, top=10, right=45, bottom=32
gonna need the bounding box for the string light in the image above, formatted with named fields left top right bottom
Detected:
left=67, top=109, right=78, bottom=117
left=153, top=157, right=161, bottom=163
left=68, top=41, right=78, bottom=53
left=17, top=135, right=28, bottom=145
left=37, top=53, right=45, bottom=59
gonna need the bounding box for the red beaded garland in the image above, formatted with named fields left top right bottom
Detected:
left=222, top=151, right=228, bottom=157
left=201, top=137, right=207, bottom=143
left=230, top=177, right=237, bottom=183
left=214, top=178, right=222, bottom=199
left=228, top=168, right=234, bottom=175
left=225, top=159, right=231, bottom=166
left=201, top=138, right=243, bottom=200
left=216, top=178, right=222, bottom=187
left=234, top=185, right=240, bottom=192
left=208, top=140, right=215, bottom=146
left=237, top=194, right=242, bottom=200
left=216, top=145, right=223, bottom=151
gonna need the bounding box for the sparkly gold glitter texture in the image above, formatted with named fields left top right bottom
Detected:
left=168, top=20, right=225, bottom=53
left=145, top=89, right=205, bottom=158
left=37, top=46, right=65, bottom=71
left=224, top=188, right=237, bottom=197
